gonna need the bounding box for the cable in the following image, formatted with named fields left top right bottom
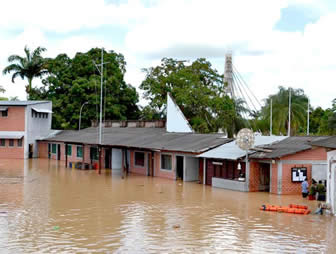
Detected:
left=233, top=71, right=258, bottom=112
left=232, top=64, right=262, bottom=108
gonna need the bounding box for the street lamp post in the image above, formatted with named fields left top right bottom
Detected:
left=79, top=101, right=89, bottom=130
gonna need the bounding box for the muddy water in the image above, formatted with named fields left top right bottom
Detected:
left=0, top=159, right=334, bottom=253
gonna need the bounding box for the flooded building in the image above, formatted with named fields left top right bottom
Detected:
left=198, top=136, right=329, bottom=195
left=0, top=101, right=53, bottom=159
left=312, top=136, right=336, bottom=215
left=197, top=135, right=286, bottom=191
left=37, top=94, right=232, bottom=182
left=38, top=125, right=232, bottom=181
left=249, top=136, right=328, bottom=195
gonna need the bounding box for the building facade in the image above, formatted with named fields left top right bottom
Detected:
left=0, top=101, right=52, bottom=159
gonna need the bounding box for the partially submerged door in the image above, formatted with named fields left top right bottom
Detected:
left=105, top=148, right=111, bottom=169
left=29, top=144, right=33, bottom=158
left=259, top=163, right=270, bottom=191
left=176, top=156, right=184, bottom=180
left=57, top=144, right=61, bottom=160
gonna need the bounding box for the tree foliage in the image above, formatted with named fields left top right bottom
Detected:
left=31, top=48, right=140, bottom=129
left=259, top=86, right=308, bottom=135
left=140, top=58, right=245, bottom=135
left=2, top=46, right=48, bottom=97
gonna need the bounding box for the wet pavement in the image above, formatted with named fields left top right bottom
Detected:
left=0, top=159, right=334, bottom=253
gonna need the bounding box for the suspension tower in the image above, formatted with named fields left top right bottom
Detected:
left=224, top=53, right=235, bottom=99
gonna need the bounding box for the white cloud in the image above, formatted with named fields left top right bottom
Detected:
left=0, top=0, right=335, bottom=110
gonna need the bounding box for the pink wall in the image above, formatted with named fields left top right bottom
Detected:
left=0, top=106, right=25, bottom=131
left=270, top=163, right=278, bottom=194
left=153, top=152, right=176, bottom=180
left=0, top=139, right=24, bottom=159
left=129, top=150, right=147, bottom=175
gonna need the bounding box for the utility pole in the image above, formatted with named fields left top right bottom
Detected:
left=93, top=48, right=109, bottom=174
left=307, top=97, right=310, bottom=135
left=99, top=48, right=103, bottom=145
left=288, top=88, right=291, bottom=136
left=270, top=98, right=272, bottom=136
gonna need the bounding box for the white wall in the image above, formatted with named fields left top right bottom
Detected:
left=25, top=102, right=52, bottom=158
left=327, top=150, right=336, bottom=215
left=184, top=156, right=199, bottom=181
left=112, top=148, right=122, bottom=170
left=166, top=93, right=193, bottom=133
left=312, top=164, right=327, bottom=182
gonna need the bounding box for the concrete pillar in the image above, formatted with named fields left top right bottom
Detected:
left=277, top=162, right=283, bottom=194
left=65, top=143, right=68, bottom=168
left=245, top=161, right=250, bottom=192
left=203, top=158, right=206, bottom=185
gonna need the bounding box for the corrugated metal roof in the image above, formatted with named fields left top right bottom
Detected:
left=0, top=101, right=50, bottom=106
left=42, top=127, right=232, bottom=153
left=198, top=135, right=287, bottom=160
left=249, top=136, right=329, bottom=159
left=312, top=136, right=336, bottom=149
left=0, top=131, right=24, bottom=139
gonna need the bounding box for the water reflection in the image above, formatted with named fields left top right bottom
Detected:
left=0, top=159, right=334, bottom=253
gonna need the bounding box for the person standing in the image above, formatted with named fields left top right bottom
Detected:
left=301, top=177, right=309, bottom=198
left=316, top=180, right=326, bottom=201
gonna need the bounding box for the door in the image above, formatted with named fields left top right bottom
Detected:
left=29, top=144, right=33, bottom=158
left=176, top=156, right=184, bottom=180
left=48, top=143, right=51, bottom=159
left=259, top=163, right=270, bottom=191
left=57, top=144, right=61, bottom=160
left=105, top=148, right=111, bottom=169
left=206, top=163, right=214, bottom=185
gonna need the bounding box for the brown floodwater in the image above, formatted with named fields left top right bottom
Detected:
left=0, top=159, right=334, bottom=253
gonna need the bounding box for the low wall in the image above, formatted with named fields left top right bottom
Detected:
left=212, top=177, right=248, bottom=192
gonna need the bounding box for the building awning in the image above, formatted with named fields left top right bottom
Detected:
left=32, top=107, right=53, bottom=113
left=0, top=131, right=24, bottom=139
left=0, top=106, right=8, bottom=111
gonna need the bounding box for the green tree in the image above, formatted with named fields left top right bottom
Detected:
left=2, top=46, right=48, bottom=97
left=260, top=86, right=308, bottom=135
left=328, top=99, right=336, bottom=133
left=32, top=48, right=140, bottom=129
left=140, top=57, right=243, bottom=135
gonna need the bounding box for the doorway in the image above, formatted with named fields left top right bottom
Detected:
left=57, top=144, right=61, bottom=160
left=176, top=156, right=184, bottom=180
left=48, top=143, right=51, bottom=159
left=259, top=163, right=270, bottom=192
left=29, top=144, right=33, bottom=158
left=105, top=148, right=111, bottom=169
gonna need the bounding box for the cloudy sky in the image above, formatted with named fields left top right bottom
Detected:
left=0, top=0, right=335, bottom=109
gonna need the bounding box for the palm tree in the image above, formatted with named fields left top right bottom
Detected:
left=2, top=46, right=48, bottom=97
left=261, top=86, right=308, bottom=135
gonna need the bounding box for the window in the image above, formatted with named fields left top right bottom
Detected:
left=52, top=144, right=57, bottom=154
left=66, top=145, right=72, bottom=156
left=161, top=154, right=172, bottom=170
left=17, top=139, right=22, bottom=147
left=0, top=139, right=5, bottom=147
left=135, top=152, right=145, bottom=167
left=77, top=146, right=83, bottom=158
left=9, top=139, right=14, bottom=147
left=90, top=147, right=98, bottom=160
left=1, top=110, right=8, bottom=117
